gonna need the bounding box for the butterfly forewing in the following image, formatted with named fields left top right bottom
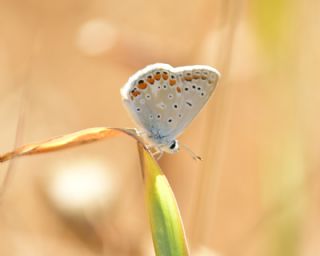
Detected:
left=121, top=63, right=219, bottom=146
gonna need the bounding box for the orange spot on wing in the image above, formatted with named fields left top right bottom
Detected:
left=162, top=73, right=168, bottom=80
left=169, top=79, right=176, bottom=86
left=154, top=74, right=161, bottom=80
left=185, top=76, right=192, bottom=81
left=201, top=75, right=207, bottom=80
left=193, top=74, right=200, bottom=79
left=137, top=83, right=148, bottom=89
left=147, top=78, right=155, bottom=84
left=132, top=90, right=141, bottom=97
left=176, top=87, right=181, bottom=93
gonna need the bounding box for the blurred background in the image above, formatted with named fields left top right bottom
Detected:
left=0, top=0, right=319, bottom=255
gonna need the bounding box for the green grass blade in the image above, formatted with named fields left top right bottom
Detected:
left=138, top=144, right=189, bottom=256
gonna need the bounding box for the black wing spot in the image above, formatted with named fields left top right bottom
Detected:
left=173, top=104, right=178, bottom=109
left=186, top=101, right=193, bottom=107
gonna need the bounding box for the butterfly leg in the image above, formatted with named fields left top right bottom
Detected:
left=154, top=150, right=163, bottom=160
left=135, top=129, right=146, bottom=137
left=145, top=144, right=155, bottom=152
left=146, top=145, right=163, bottom=160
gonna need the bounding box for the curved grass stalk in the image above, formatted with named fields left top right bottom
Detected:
left=0, top=127, right=189, bottom=256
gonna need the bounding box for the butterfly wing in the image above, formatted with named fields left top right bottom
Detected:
left=161, top=65, right=220, bottom=139
left=121, top=63, right=220, bottom=146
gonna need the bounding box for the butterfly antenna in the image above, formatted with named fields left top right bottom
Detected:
left=180, top=143, right=203, bottom=161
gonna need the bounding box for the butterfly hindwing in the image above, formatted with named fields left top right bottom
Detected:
left=166, top=65, right=219, bottom=138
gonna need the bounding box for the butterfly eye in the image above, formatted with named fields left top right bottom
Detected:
left=168, top=140, right=179, bottom=152
left=169, top=141, right=176, bottom=149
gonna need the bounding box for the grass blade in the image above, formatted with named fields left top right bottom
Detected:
left=0, top=127, right=138, bottom=163
left=138, top=143, right=189, bottom=256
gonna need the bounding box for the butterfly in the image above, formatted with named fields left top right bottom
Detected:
left=121, top=63, right=220, bottom=157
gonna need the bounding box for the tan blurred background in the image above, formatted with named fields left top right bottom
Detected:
left=0, top=0, right=319, bottom=255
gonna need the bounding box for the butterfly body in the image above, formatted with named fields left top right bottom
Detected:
left=121, top=63, right=220, bottom=154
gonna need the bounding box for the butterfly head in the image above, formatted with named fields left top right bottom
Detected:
left=162, top=139, right=180, bottom=154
